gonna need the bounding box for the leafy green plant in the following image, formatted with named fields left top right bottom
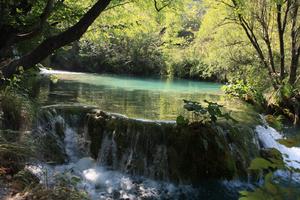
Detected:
left=240, top=148, right=300, bottom=200
left=176, top=115, right=189, bottom=126
left=180, top=99, right=236, bottom=123
left=268, top=82, right=298, bottom=106
left=222, top=80, right=266, bottom=106
left=264, top=115, right=284, bottom=131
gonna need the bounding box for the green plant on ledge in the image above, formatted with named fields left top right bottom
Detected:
left=240, top=147, right=300, bottom=200
left=176, top=99, right=236, bottom=126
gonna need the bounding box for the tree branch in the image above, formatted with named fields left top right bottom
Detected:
left=154, top=0, right=171, bottom=12
left=2, top=0, right=112, bottom=77
left=104, top=1, right=131, bottom=11
left=1, top=0, right=55, bottom=50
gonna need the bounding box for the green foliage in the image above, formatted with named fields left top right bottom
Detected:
left=49, top=0, right=219, bottom=80
left=0, top=141, right=34, bottom=173
left=169, top=57, right=215, bottom=80
left=239, top=172, right=300, bottom=200
left=222, top=80, right=266, bottom=106
left=0, top=67, right=39, bottom=130
left=79, top=32, right=166, bottom=76
left=248, top=158, right=274, bottom=170
left=176, top=115, right=189, bottom=126
left=12, top=169, right=39, bottom=190
left=182, top=99, right=236, bottom=123
left=24, top=184, right=89, bottom=200
left=264, top=115, right=284, bottom=131
left=248, top=156, right=284, bottom=171
left=240, top=147, right=300, bottom=200
left=269, top=83, right=297, bottom=106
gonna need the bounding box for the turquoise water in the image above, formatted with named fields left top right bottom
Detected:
left=38, top=69, right=252, bottom=120
left=41, top=69, right=222, bottom=93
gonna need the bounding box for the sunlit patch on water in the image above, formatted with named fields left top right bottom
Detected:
left=40, top=68, right=84, bottom=75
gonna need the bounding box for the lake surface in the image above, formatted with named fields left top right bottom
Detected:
left=37, top=69, right=254, bottom=121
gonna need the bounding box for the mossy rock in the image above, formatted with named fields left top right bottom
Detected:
left=85, top=110, right=260, bottom=183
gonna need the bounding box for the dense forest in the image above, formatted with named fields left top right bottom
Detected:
left=1, top=0, right=300, bottom=199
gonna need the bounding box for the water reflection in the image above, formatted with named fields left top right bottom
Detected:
left=36, top=71, right=255, bottom=121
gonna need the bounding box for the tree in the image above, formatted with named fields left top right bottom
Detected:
left=220, top=0, right=300, bottom=88
left=0, top=0, right=112, bottom=78
left=0, top=0, right=187, bottom=78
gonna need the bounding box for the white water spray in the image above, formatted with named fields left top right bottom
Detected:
left=256, top=125, right=300, bottom=169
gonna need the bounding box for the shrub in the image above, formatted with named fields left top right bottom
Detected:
left=222, top=80, right=266, bottom=106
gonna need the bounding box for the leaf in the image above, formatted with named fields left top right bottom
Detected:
left=239, top=190, right=250, bottom=196
left=176, top=115, right=189, bottom=126
left=248, top=157, right=274, bottom=170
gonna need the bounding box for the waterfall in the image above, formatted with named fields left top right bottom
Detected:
left=97, top=132, right=118, bottom=168
left=26, top=107, right=201, bottom=200
left=26, top=106, right=259, bottom=200
left=256, top=124, right=300, bottom=169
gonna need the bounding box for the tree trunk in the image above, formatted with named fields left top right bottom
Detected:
left=289, top=48, right=300, bottom=84
left=289, top=0, right=299, bottom=85
left=1, top=0, right=111, bottom=78
left=277, top=3, right=286, bottom=81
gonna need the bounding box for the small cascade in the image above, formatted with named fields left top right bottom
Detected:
left=255, top=120, right=300, bottom=186
left=85, top=109, right=261, bottom=183
left=27, top=105, right=260, bottom=200
left=97, top=132, right=118, bottom=168
left=256, top=124, right=300, bottom=169
left=32, top=106, right=88, bottom=163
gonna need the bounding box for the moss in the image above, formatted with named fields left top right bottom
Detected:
left=86, top=111, right=108, bottom=159
left=85, top=110, right=260, bottom=183
left=34, top=134, right=66, bottom=164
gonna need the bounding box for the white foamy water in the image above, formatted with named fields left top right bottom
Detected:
left=27, top=157, right=202, bottom=200
left=256, top=125, right=300, bottom=169
left=28, top=121, right=201, bottom=200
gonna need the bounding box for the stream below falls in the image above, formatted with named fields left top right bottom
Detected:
left=20, top=70, right=300, bottom=199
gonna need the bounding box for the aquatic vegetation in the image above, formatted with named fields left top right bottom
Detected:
left=181, top=99, right=236, bottom=123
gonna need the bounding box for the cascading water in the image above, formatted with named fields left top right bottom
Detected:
left=26, top=106, right=255, bottom=200
left=255, top=118, right=300, bottom=186
left=256, top=125, right=300, bottom=169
